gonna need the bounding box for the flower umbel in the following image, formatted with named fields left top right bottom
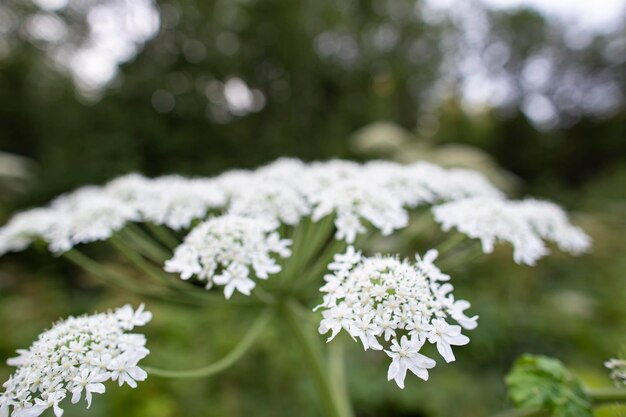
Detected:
left=165, top=214, right=292, bottom=298
left=317, top=248, right=476, bottom=388
left=0, top=157, right=593, bottom=403
left=432, top=197, right=590, bottom=265
left=0, top=305, right=151, bottom=417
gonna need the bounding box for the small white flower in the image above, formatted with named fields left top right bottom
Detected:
left=328, top=246, right=362, bottom=273
left=0, top=305, right=151, bottom=417
left=426, top=318, right=470, bottom=363
left=348, top=312, right=383, bottom=351
left=107, top=353, right=148, bottom=388
left=15, top=390, right=66, bottom=417
left=415, top=250, right=449, bottom=281
left=70, top=369, right=109, bottom=408
left=318, top=304, right=354, bottom=342
left=445, top=299, right=478, bottom=330
left=213, top=264, right=256, bottom=299
left=386, top=336, right=436, bottom=389
left=115, top=303, right=153, bottom=329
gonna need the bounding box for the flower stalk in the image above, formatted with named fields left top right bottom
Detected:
left=586, top=387, right=626, bottom=404
left=282, top=300, right=353, bottom=417
left=145, top=308, right=274, bottom=379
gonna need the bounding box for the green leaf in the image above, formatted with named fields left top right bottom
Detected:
left=505, top=354, right=592, bottom=417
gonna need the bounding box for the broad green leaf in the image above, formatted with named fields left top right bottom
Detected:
left=506, top=354, right=592, bottom=417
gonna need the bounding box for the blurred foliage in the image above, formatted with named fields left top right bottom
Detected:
left=0, top=0, right=625, bottom=416
left=351, top=121, right=520, bottom=192
left=506, top=355, right=592, bottom=417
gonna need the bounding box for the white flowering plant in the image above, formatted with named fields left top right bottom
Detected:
left=0, top=158, right=622, bottom=417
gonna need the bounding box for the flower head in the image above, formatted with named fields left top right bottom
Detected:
left=317, top=248, right=476, bottom=388
left=514, top=199, right=591, bottom=255
left=165, top=214, right=292, bottom=298
left=605, top=358, right=626, bottom=386
left=136, top=176, right=226, bottom=230
left=432, top=197, right=549, bottom=265
left=47, top=187, right=140, bottom=253
left=311, top=178, right=409, bottom=243
left=0, top=305, right=151, bottom=417
left=228, top=180, right=310, bottom=226
left=0, top=208, right=57, bottom=256
left=432, top=197, right=591, bottom=265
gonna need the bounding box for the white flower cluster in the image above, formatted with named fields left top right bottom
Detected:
left=107, top=175, right=226, bottom=230
left=0, top=187, right=138, bottom=255
left=47, top=187, right=140, bottom=253
left=317, top=247, right=477, bottom=388
left=0, top=305, right=151, bottom=417
left=605, top=358, right=626, bottom=386
left=0, top=159, right=589, bottom=266
left=432, top=197, right=591, bottom=265
left=165, top=215, right=292, bottom=298
left=0, top=208, right=57, bottom=256
left=311, top=179, right=408, bottom=243
left=0, top=174, right=224, bottom=255
left=227, top=180, right=310, bottom=226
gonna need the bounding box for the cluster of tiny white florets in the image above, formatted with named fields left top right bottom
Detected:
left=311, top=179, right=409, bottom=243
left=0, top=159, right=589, bottom=267
left=164, top=215, right=292, bottom=298
left=0, top=305, right=151, bottom=417
left=605, top=358, right=626, bottom=386
left=47, top=187, right=140, bottom=253
left=514, top=199, right=591, bottom=255
left=432, top=197, right=591, bottom=265
left=317, top=247, right=477, bottom=388
left=107, top=174, right=226, bottom=230
left=0, top=208, right=57, bottom=256
left=227, top=180, right=311, bottom=226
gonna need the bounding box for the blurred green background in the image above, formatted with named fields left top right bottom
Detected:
left=0, top=0, right=625, bottom=416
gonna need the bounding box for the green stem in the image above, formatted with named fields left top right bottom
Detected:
left=435, top=232, right=466, bottom=256
left=279, top=219, right=312, bottom=285
left=145, top=223, right=181, bottom=250
left=303, top=215, right=336, bottom=264
left=109, top=236, right=238, bottom=306
left=394, top=209, right=434, bottom=250
left=297, top=238, right=347, bottom=290
left=122, top=224, right=171, bottom=263
left=62, top=250, right=200, bottom=307
left=587, top=387, right=626, bottom=404
left=110, top=235, right=176, bottom=286
left=438, top=241, right=483, bottom=271
left=328, top=338, right=354, bottom=417
left=282, top=300, right=351, bottom=417
left=146, top=308, right=273, bottom=378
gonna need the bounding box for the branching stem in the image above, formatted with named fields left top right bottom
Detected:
left=282, top=300, right=352, bottom=417
left=145, top=308, right=273, bottom=378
